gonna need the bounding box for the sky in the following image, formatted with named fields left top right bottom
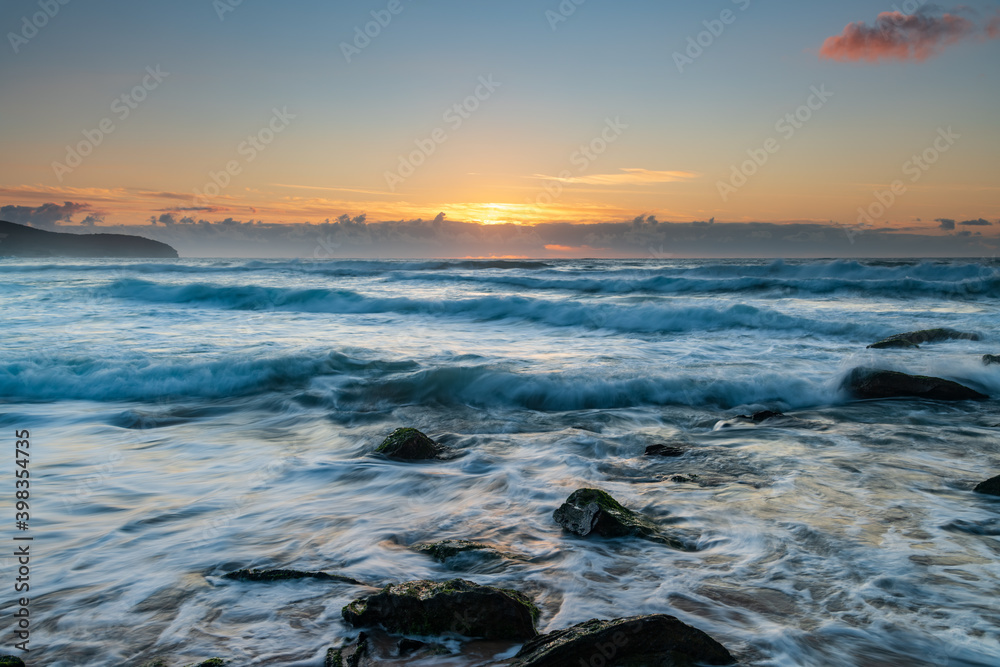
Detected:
left=1, top=0, right=998, bottom=257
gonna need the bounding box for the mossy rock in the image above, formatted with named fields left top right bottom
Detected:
left=326, top=633, right=371, bottom=667
left=375, top=428, right=444, bottom=460
left=554, top=488, right=656, bottom=539
left=510, top=614, right=736, bottom=666
left=223, top=568, right=363, bottom=585
left=974, top=475, right=1000, bottom=496
left=342, top=578, right=538, bottom=640
left=868, top=328, right=980, bottom=349
left=415, top=539, right=517, bottom=563
left=0, top=656, right=26, bottom=667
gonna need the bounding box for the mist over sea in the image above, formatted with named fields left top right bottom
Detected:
left=2, top=257, right=999, bottom=666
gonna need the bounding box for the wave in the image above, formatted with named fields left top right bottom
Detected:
left=0, top=350, right=416, bottom=402
left=102, top=278, right=867, bottom=337
left=0, top=347, right=835, bottom=410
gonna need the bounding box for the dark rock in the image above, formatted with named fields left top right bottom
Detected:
left=223, top=568, right=363, bottom=586
left=0, top=657, right=26, bottom=667
left=0, top=219, right=178, bottom=258
left=671, top=475, right=700, bottom=484
left=136, top=660, right=168, bottom=667
left=553, top=488, right=657, bottom=540
left=645, top=444, right=686, bottom=457
left=974, top=475, right=1000, bottom=496
left=868, top=328, right=980, bottom=349
left=183, top=660, right=227, bottom=667
left=375, top=427, right=446, bottom=460
left=326, top=633, right=372, bottom=667
left=983, top=355, right=1000, bottom=366
left=736, top=410, right=784, bottom=423
left=843, top=367, right=988, bottom=401
left=510, top=614, right=736, bottom=667
left=342, top=579, right=538, bottom=640
left=396, top=638, right=426, bottom=655
left=415, top=540, right=510, bottom=563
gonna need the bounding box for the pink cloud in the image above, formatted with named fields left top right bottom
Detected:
left=820, top=10, right=996, bottom=63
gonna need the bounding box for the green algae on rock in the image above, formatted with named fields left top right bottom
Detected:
left=325, top=633, right=372, bottom=667
left=0, top=656, right=26, bottom=667
left=342, top=578, right=538, bottom=640
left=510, top=614, right=736, bottom=667
left=414, top=539, right=519, bottom=563
left=553, top=488, right=655, bottom=539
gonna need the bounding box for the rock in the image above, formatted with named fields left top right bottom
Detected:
left=736, top=410, right=784, bottom=423
left=342, top=579, right=538, bottom=640
left=645, top=444, right=686, bottom=457
left=0, top=656, right=26, bottom=667
left=553, top=488, right=657, bottom=540
left=0, top=219, right=178, bottom=258
left=223, top=568, right=364, bottom=585
left=671, top=474, right=700, bottom=484
left=396, top=638, right=426, bottom=655
left=375, top=427, right=446, bottom=460
left=868, top=328, right=980, bottom=349
left=326, top=633, right=373, bottom=667
left=183, top=660, right=227, bottom=667
left=510, top=614, right=736, bottom=667
left=415, top=540, right=510, bottom=563
left=843, top=367, right=988, bottom=401
left=974, top=475, right=1000, bottom=496
left=983, top=355, right=1000, bottom=366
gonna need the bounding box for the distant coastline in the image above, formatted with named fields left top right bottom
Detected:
left=0, top=220, right=178, bottom=258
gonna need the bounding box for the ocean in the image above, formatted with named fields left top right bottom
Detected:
left=2, top=257, right=999, bottom=666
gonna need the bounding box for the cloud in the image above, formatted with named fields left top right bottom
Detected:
left=819, top=9, right=997, bottom=63
left=539, top=168, right=700, bottom=186
left=0, top=201, right=94, bottom=229
left=936, top=218, right=956, bottom=230
left=959, top=218, right=992, bottom=226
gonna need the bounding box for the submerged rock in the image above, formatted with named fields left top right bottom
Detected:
left=868, top=328, right=980, bottom=349
left=843, top=367, right=988, bottom=401
left=736, top=410, right=785, bottom=423
left=645, top=444, right=686, bottom=457
left=553, top=488, right=657, bottom=540
left=0, top=656, right=26, bottom=667
left=183, top=660, right=227, bottom=667
left=326, top=633, right=373, bottom=667
left=415, top=540, right=512, bottom=563
left=974, top=475, right=1000, bottom=497
left=223, top=568, right=363, bottom=586
left=983, top=355, right=1000, bottom=366
left=374, top=427, right=446, bottom=460
left=510, top=614, right=736, bottom=667
left=342, top=579, right=538, bottom=640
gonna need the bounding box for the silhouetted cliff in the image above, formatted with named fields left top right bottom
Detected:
left=0, top=221, right=178, bottom=258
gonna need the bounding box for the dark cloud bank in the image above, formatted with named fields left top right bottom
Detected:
left=2, top=205, right=998, bottom=258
